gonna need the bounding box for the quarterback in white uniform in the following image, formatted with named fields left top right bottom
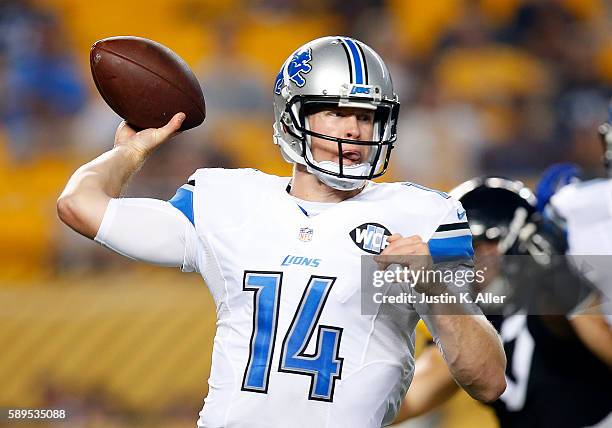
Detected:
left=58, top=36, right=506, bottom=427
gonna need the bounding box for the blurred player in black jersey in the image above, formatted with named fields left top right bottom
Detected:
left=394, top=175, right=612, bottom=428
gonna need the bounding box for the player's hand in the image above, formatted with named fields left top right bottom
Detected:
left=113, top=112, right=185, bottom=160
left=374, top=233, right=432, bottom=268
left=374, top=234, right=435, bottom=292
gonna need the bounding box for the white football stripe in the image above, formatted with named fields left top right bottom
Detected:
left=431, top=229, right=471, bottom=239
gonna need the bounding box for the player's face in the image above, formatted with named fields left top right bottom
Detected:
left=307, top=107, right=375, bottom=166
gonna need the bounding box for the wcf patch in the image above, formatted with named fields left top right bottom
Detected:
left=349, top=222, right=392, bottom=254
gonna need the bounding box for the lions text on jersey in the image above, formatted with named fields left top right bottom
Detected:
left=169, top=168, right=473, bottom=428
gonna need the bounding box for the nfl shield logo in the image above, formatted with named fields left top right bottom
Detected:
left=298, top=227, right=313, bottom=242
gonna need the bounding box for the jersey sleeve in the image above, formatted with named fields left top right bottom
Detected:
left=168, top=180, right=195, bottom=226
left=428, top=197, right=474, bottom=263
left=95, top=197, right=199, bottom=272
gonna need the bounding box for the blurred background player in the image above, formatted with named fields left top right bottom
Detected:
left=550, top=101, right=612, bottom=328
left=395, top=174, right=612, bottom=427
left=56, top=36, right=506, bottom=427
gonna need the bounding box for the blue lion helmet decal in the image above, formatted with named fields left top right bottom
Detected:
left=274, top=48, right=313, bottom=95
left=288, top=48, right=313, bottom=86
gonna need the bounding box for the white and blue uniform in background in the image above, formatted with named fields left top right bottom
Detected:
left=551, top=178, right=612, bottom=324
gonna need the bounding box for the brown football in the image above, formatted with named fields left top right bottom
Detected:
left=90, top=36, right=205, bottom=131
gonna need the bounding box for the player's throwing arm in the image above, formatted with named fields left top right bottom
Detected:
left=57, top=113, right=185, bottom=239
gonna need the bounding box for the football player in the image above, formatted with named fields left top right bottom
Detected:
left=57, top=36, right=505, bottom=427
left=550, top=101, right=612, bottom=330
left=395, top=176, right=612, bottom=427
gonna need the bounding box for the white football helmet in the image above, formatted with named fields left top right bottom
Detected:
left=272, top=36, right=400, bottom=190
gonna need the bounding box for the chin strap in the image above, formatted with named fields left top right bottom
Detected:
left=307, top=160, right=369, bottom=191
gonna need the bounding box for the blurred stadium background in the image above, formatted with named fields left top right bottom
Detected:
left=0, top=0, right=610, bottom=426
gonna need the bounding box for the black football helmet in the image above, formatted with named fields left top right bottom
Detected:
left=450, top=176, right=589, bottom=314
left=449, top=176, right=537, bottom=245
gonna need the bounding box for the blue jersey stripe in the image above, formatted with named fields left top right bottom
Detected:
left=168, top=187, right=194, bottom=226
left=428, top=235, right=474, bottom=263
left=343, top=38, right=364, bottom=85
left=296, top=204, right=309, bottom=217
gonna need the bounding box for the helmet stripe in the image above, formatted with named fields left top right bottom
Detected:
left=341, top=38, right=365, bottom=85
left=338, top=40, right=354, bottom=84
left=355, top=42, right=369, bottom=85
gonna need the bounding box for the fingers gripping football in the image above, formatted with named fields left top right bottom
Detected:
left=114, top=112, right=185, bottom=159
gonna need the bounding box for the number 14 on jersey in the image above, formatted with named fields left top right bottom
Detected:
left=241, top=271, right=344, bottom=402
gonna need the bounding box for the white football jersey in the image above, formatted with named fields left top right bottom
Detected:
left=551, top=178, right=612, bottom=321
left=551, top=178, right=612, bottom=255
left=169, top=168, right=472, bottom=428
